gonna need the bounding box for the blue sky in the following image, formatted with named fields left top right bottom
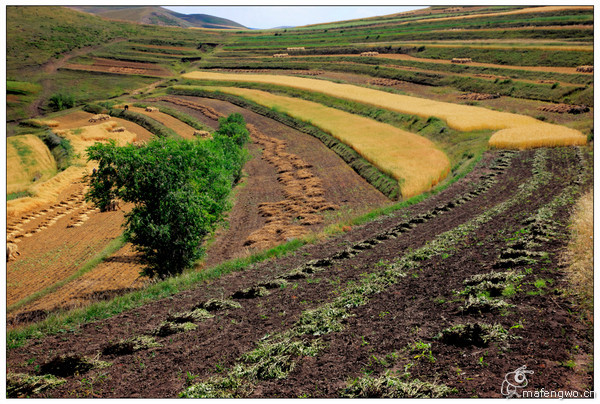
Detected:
left=163, top=6, right=426, bottom=29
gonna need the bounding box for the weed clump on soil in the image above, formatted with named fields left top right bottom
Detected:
left=257, top=278, right=289, bottom=289
left=434, top=322, right=513, bottom=347
left=200, top=299, right=242, bottom=312
left=461, top=271, right=524, bottom=297
left=167, top=308, right=214, bottom=323
left=153, top=321, right=198, bottom=337
left=341, top=371, right=456, bottom=398
left=6, top=373, right=66, bottom=398
left=295, top=305, right=350, bottom=336
left=460, top=294, right=513, bottom=314
left=102, top=335, right=162, bottom=356
left=39, top=354, right=111, bottom=377
left=232, top=286, right=270, bottom=299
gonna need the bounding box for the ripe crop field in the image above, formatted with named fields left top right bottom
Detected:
left=7, top=135, right=57, bottom=195
left=182, top=72, right=587, bottom=149
left=192, top=85, right=451, bottom=198
left=6, top=5, right=593, bottom=399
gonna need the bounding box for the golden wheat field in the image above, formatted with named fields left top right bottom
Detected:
left=7, top=135, right=58, bottom=195
left=182, top=71, right=587, bottom=148
left=196, top=85, right=450, bottom=198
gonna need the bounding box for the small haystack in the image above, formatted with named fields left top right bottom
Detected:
left=451, top=58, right=472, bottom=64
left=537, top=104, right=590, bottom=114
left=576, top=65, right=593, bottom=73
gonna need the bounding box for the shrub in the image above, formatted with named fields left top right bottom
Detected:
left=48, top=93, right=75, bottom=111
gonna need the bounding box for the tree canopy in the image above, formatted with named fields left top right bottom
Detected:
left=85, top=113, right=249, bottom=278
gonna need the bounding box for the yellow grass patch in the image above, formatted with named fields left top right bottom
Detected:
left=182, top=71, right=587, bottom=149
left=7, top=123, right=137, bottom=218
left=562, top=189, right=593, bottom=319
left=7, top=135, right=57, bottom=195
left=203, top=86, right=450, bottom=198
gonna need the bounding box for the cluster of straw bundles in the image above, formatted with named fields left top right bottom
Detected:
left=451, top=58, right=472, bottom=64
left=360, top=52, right=379, bottom=57
left=145, top=106, right=159, bottom=112
left=88, top=114, right=110, bottom=123
left=273, top=53, right=289, bottom=58
left=287, top=47, right=305, bottom=51
left=458, top=93, right=500, bottom=101
left=537, top=104, right=589, bottom=114
left=193, top=130, right=211, bottom=138
left=368, top=78, right=403, bottom=87
left=110, top=126, right=126, bottom=132
left=243, top=124, right=337, bottom=250
left=576, top=65, right=593, bottom=73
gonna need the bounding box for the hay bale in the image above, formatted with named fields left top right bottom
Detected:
left=537, top=104, right=589, bottom=114
left=576, top=65, right=593, bottom=73
left=193, top=130, right=210, bottom=137
left=273, top=53, right=289, bottom=58
left=360, top=52, right=379, bottom=57
left=451, top=58, right=472, bottom=64
left=110, top=126, right=126, bottom=132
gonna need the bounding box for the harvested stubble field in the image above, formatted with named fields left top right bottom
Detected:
left=182, top=72, right=587, bottom=150
left=7, top=146, right=593, bottom=398
left=6, top=116, right=150, bottom=324
left=124, top=106, right=198, bottom=139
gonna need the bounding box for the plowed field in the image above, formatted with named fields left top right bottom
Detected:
left=6, top=146, right=593, bottom=398
left=63, top=58, right=172, bottom=77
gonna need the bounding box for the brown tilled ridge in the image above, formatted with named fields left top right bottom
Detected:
left=243, top=124, right=338, bottom=250
left=537, top=103, right=590, bottom=114
left=155, top=96, right=224, bottom=121
left=457, top=92, right=501, bottom=101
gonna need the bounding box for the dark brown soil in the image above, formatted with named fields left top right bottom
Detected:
left=6, top=146, right=593, bottom=398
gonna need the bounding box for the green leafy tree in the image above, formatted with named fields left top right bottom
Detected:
left=85, top=114, right=248, bottom=278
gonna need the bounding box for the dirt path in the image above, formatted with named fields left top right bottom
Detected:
left=30, top=39, right=127, bottom=116
left=6, top=146, right=593, bottom=398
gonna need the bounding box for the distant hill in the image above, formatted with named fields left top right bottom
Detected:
left=69, top=6, right=247, bottom=29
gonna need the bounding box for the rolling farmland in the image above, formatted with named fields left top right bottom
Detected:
left=5, top=5, right=594, bottom=399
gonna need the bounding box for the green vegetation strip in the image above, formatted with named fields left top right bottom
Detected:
left=7, top=235, right=127, bottom=314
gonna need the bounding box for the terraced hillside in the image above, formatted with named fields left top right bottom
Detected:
left=6, top=5, right=594, bottom=399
